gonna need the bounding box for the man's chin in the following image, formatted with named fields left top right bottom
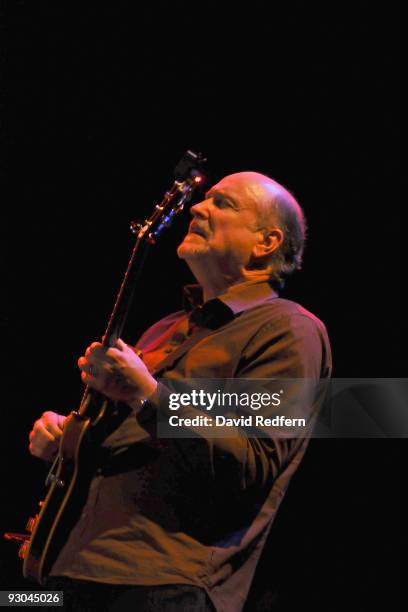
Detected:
left=177, top=242, right=209, bottom=260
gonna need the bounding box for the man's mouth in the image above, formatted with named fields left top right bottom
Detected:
left=189, top=225, right=207, bottom=238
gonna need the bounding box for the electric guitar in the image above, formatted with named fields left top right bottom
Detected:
left=4, top=151, right=206, bottom=584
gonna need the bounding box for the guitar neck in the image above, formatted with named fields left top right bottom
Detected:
left=103, top=235, right=149, bottom=347
left=75, top=151, right=207, bottom=419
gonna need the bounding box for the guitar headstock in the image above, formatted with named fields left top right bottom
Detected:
left=130, top=150, right=207, bottom=244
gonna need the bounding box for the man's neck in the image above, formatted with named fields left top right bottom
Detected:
left=200, top=271, right=274, bottom=303
left=201, top=280, right=228, bottom=303
left=186, top=258, right=273, bottom=303
left=187, top=260, right=238, bottom=303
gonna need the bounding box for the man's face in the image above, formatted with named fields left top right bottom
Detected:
left=177, top=174, right=267, bottom=276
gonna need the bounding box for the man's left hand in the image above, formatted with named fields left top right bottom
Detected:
left=78, top=339, right=157, bottom=405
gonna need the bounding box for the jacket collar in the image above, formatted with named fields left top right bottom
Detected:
left=183, top=281, right=278, bottom=329
left=183, top=280, right=278, bottom=313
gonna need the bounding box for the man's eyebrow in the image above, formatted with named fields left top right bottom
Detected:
left=205, top=189, right=238, bottom=207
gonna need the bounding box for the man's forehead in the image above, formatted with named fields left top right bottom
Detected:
left=206, top=173, right=276, bottom=202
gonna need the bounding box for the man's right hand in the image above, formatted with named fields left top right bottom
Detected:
left=28, top=411, right=67, bottom=461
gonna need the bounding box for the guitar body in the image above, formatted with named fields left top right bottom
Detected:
left=23, top=409, right=103, bottom=584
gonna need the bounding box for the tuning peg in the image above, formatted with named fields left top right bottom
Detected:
left=4, top=532, right=30, bottom=543
left=18, top=541, right=29, bottom=559
left=130, top=221, right=142, bottom=234
left=25, top=516, right=38, bottom=533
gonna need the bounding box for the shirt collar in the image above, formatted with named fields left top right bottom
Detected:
left=182, top=281, right=278, bottom=329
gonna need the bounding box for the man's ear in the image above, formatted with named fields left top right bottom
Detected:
left=252, top=228, right=284, bottom=259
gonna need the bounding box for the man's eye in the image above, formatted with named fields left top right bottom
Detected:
left=213, top=196, right=231, bottom=208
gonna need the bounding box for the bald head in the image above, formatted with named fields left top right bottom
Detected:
left=216, top=171, right=302, bottom=227
left=212, top=171, right=307, bottom=287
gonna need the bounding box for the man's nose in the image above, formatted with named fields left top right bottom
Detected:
left=190, top=199, right=210, bottom=219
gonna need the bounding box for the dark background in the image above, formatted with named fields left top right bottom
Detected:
left=1, top=2, right=405, bottom=610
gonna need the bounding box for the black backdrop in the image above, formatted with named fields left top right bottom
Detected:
left=1, top=2, right=405, bottom=610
